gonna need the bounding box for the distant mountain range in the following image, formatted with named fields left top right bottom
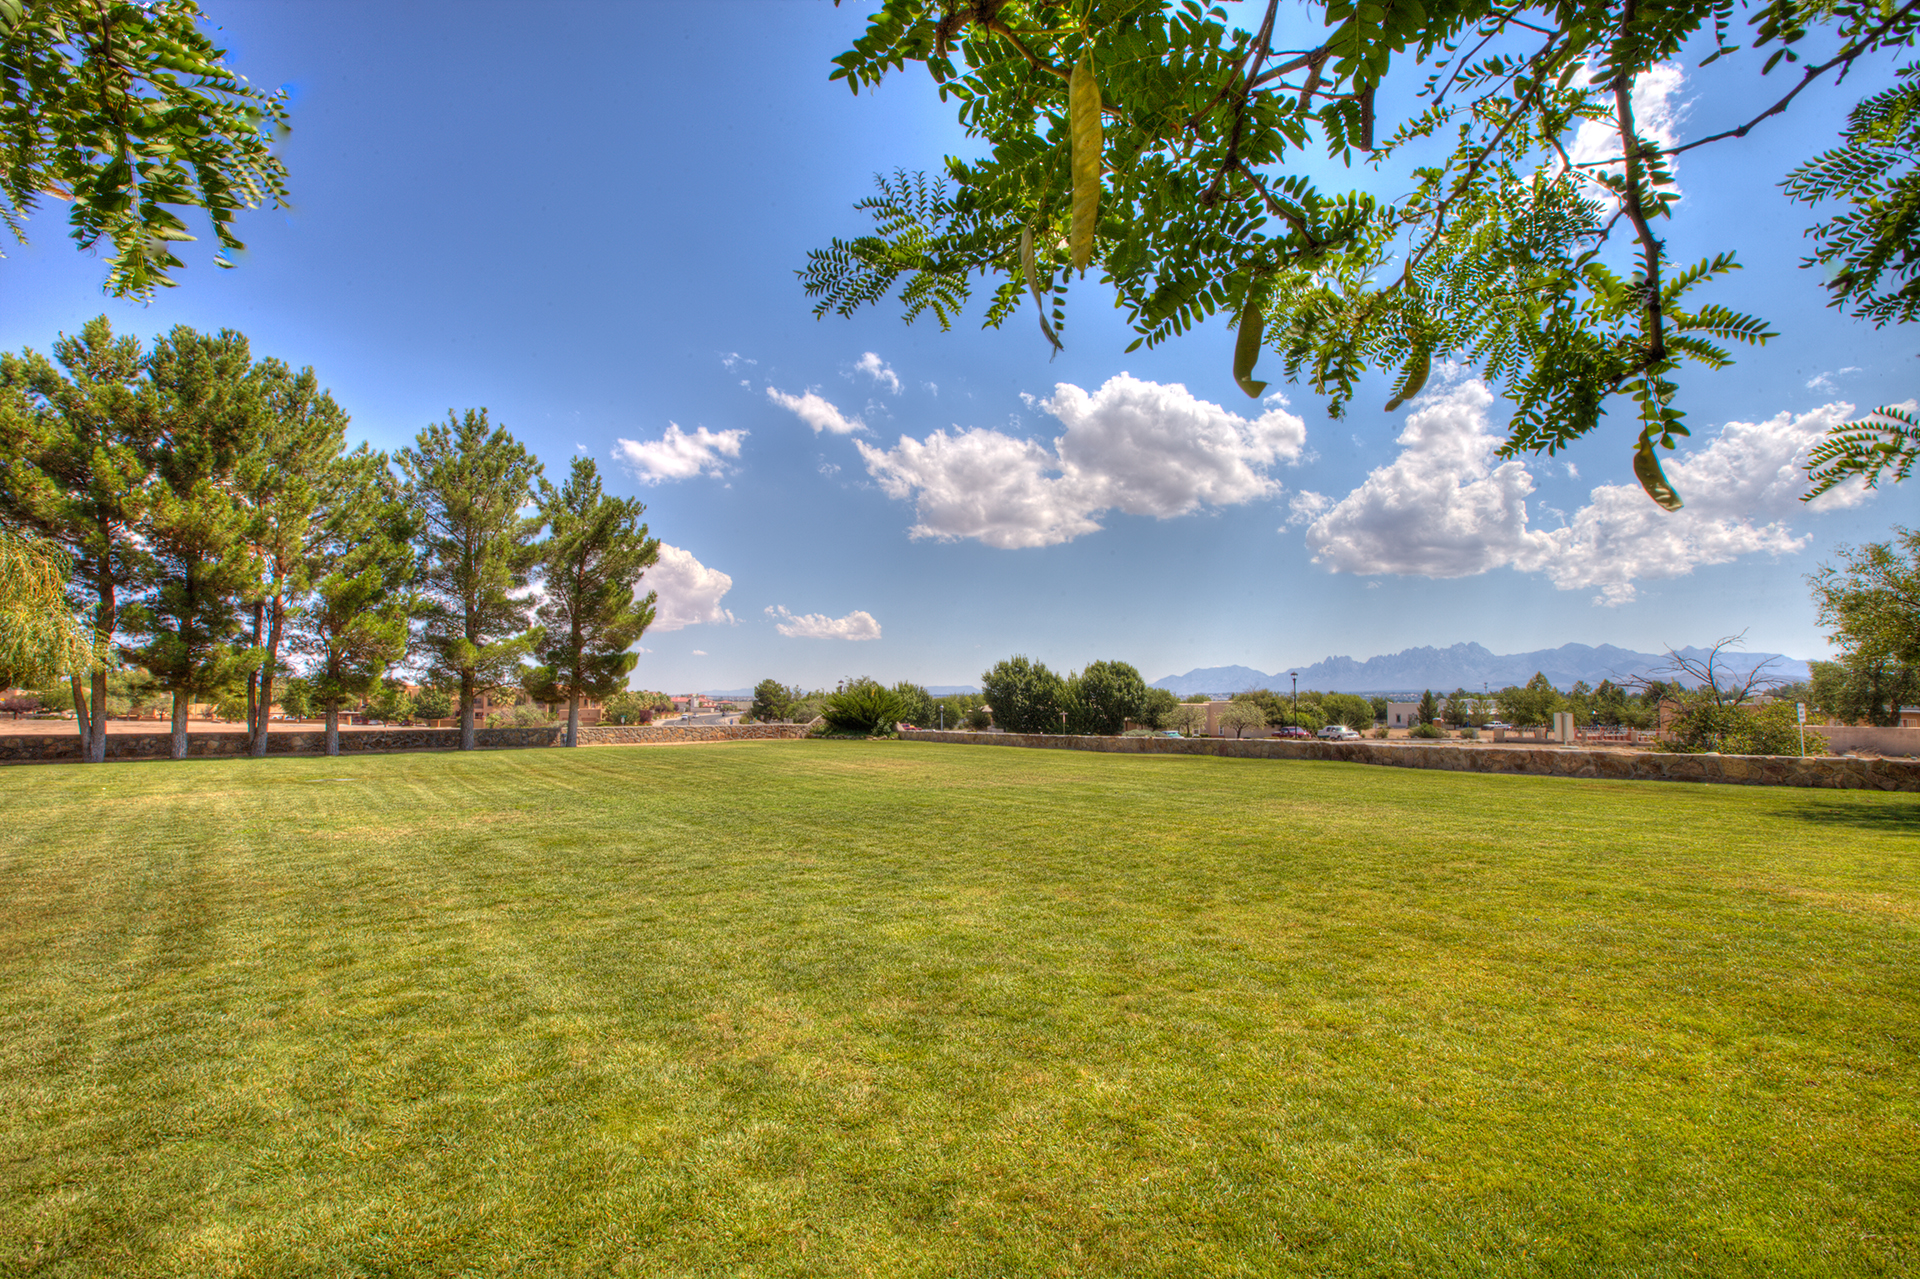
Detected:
left=1151, top=642, right=1814, bottom=697
left=699, top=684, right=981, bottom=700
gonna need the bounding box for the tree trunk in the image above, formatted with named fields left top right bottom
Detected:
left=88, top=668, right=109, bottom=763
left=460, top=672, right=476, bottom=751
left=325, top=704, right=339, bottom=757
left=253, top=593, right=282, bottom=758
left=170, top=690, right=190, bottom=760
left=86, top=563, right=115, bottom=765
left=567, top=690, right=580, bottom=747
left=70, top=672, right=93, bottom=756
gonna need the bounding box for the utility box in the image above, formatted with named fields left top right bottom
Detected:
left=1552, top=711, right=1576, bottom=744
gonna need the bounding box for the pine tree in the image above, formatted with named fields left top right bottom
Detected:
left=290, top=449, right=414, bottom=756
left=235, top=359, right=352, bottom=757
left=0, top=317, right=150, bottom=762
left=524, top=457, right=659, bottom=747
left=398, top=410, right=544, bottom=751
left=120, top=326, right=262, bottom=760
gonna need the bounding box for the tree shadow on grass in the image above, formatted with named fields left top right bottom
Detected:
left=1782, top=798, right=1920, bottom=835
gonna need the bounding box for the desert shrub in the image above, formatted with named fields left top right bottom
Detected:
left=488, top=703, right=553, bottom=728
left=820, top=682, right=908, bottom=735
left=1408, top=721, right=1444, bottom=739
left=1659, top=701, right=1823, bottom=756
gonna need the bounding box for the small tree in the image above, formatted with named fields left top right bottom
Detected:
left=414, top=686, right=453, bottom=721
left=1416, top=690, right=1439, bottom=726
left=399, top=410, right=544, bottom=751
left=1067, top=659, right=1151, bottom=735
left=1321, top=693, right=1374, bottom=731
left=366, top=680, right=414, bottom=724
left=750, top=678, right=798, bottom=723
left=1165, top=702, right=1208, bottom=736
left=523, top=457, right=659, bottom=747
left=1217, top=700, right=1265, bottom=738
left=980, top=655, right=1068, bottom=735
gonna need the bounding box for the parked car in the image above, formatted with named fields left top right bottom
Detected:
left=1274, top=726, right=1313, bottom=739
left=1317, top=724, right=1361, bottom=740
left=1161, top=730, right=1182, bottom=738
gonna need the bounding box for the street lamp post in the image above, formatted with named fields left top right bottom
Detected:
left=1290, top=672, right=1298, bottom=730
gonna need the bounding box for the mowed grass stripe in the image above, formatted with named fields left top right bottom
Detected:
left=0, top=741, right=1914, bottom=1277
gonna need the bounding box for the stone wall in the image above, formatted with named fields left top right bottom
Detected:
left=899, top=729, right=1920, bottom=792
left=0, top=725, right=564, bottom=764
left=576, top=723, right=813, bottom=745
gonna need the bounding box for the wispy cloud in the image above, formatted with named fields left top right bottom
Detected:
left=854, top=352, right=901, bottom=394
left=613, top=424, right=746, bottom=483
left=766, top=387, right=864, bottom=435
left=765, top=604, right=882, bottom=640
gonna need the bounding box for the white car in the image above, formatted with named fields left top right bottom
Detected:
left=1317, top=724, right=1361, bottom=740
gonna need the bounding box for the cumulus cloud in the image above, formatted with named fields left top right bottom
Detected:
left=613, top=424, right=746, bottom=484
left=1285, top=490, right=1333, bottom=528
left=855, top=373, right=1308, bottom=548
left=765, top=605, right=882, bottom=641
left=1301, top=376, right=1877, bottom=604
left=767, top=387, right=864, bottom=435
left=647, top=544, right=737, bottom=631
left=1807, top=366, right=1862, bottom=394
left=854, top=352, right=901, bottom=394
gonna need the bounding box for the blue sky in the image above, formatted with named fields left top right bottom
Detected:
left=5, top=1, right=1914, bottom=692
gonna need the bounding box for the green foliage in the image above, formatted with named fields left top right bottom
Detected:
left=750, top=678, right=803, bottom=723
left=801, top=0, right=1917, bottom=501
left=1408, top=721, right=1445, bottom=739
left=1495, top=673, right=1564, bottom=727
left=1139, top=685, right=1180, bottom=730
left=1066, top=659, right=1152, bottom=735
left=524, top=457, right=659, bottom=741
left=1164, top=702, right=1209, bottom=736
left=398, top=409, right=544, bottom=743
left=1320, top=692, right=1374, bottom=731
left=118, top=326, right=267, bottom=734
left=1811, top=525, right=1920, bottom=663
left=1659, top=700, right=1821, bottom=756
left=891, top=680, right=937, bottom=729
left=1804, top=404, right=1920, bottom=499
left=1808, top=658, right=1916, bottom=726
left=820, top=680, right=910, bottom=736
left=0, top=530, right=95, bottom=686
left=278, top=676, right=314, bottom=720
left=291, top=449, right=414, bottom=725
left=1217, top=700, right=1266, bottom=738
left=0, top=0, right=292, bottom=298
left=486, top=702, right=552, bottom=729
left=601, top=689, right=658, bottom=726
left=1416, top=690, right=1439, bottom=725
left=980, top=655, right=1070, bottom=735
left=366, top=680, right=414, bottom=724
left=412, top=685, right=451, bottom=721
left=1786, top=64, right=1920, bottom=328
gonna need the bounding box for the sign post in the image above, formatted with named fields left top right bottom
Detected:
left=1796, top=702, right=1807, bottom=757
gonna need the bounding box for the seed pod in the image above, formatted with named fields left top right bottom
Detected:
left=1233, top=284, right=1268, bottom=399
left=1022, top=224, right=1063, bottom=352
left=1069, top=50, right=1101, bottom=273
left=1383, top=346, right=1430, bottom=411
left=1633, top=440, right=1684, bottom=511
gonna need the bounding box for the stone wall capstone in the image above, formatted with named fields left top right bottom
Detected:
left=898, top=729, right=1920, bottom=791
left=575, top=723, right=813, bottom=745
left=0, top=725, right=564, bottom=763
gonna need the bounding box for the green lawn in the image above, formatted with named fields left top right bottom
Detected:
left=1, top=741, right=1916, bottom=1277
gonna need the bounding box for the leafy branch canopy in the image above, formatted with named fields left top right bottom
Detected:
left=803, top=0, right=1920, bottom=508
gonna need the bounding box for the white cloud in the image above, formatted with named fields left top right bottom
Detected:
left=1301, top=377, right=1878, bottom=605
left=854, top=352, right=901, bottom=394
left=855, top=373, right=1308, bottom=548
left=646, top=544, right=737, bottom=631
left=1285, top=490, right=1333, bottom=528
left=767, top=387, right=864, bottom=435
left=765, top=605, right=882, bottom=641
left=720, top=352, right=756, bottom=369
left=1807, top=366, right=1862, bottom=394
left=1570, top=62, right=1686, bottom=201
left=613, top=424, right=746, bottom=484
left=691, top=650, right=707, bottom=656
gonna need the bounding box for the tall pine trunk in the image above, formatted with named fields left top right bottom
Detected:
left=85, top=566, right=115, bottom=764
left=169, top=689, right=190, bottom=760
left=70, top=673, right=93, bottom=757
left=567, top=690, right=580, bottom=747
left=460, top=672, right=476, bottom=751
left=252, top=594, right=283, bottom=758
left=325, top=704, right=340, bottom=757
left=88, top=668, right=108, bottom=763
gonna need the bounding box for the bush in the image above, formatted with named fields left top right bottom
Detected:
left=980, top=655, right=1068, bottom=734
left=1658, top=701, right=1823, bottom=756
left=820, top=682, right=909, bottom=736
left=488, top=703, right=553, bottom=728
left=413, top=685, right=452, bottom=721
left=1408, top=722, right=1444, bottom=739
